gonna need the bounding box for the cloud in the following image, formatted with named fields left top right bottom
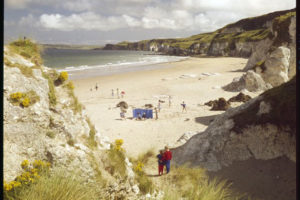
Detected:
left=39, top=12, right=129, bottom=31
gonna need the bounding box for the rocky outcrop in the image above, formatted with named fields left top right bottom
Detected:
left=223, top=70, right=272, bottom=92
left=3, top=45, right=147, bottom=199
left=254, top=46, right=290, bottom=87
left=173, top=77, right=296, bottom=171
left=205, top=98, right=231, bottom=111
left=228, top=92, right=251, bottom=103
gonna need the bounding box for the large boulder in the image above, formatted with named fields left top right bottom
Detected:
left=223, top=70, right=272, bottom=92
left=254, top=46, right=290, bottom=87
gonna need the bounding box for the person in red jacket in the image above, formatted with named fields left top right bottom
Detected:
left=163, top=146, right=172, bottom=174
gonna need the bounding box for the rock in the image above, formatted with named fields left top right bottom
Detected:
left=132, top=184, right=140, bottom=194
left=223, top=70, right=272, bottom=92
left=207, top=98, right=231, bottom=111
left=255, top=46, right=290, bottom=87
left=173, top=79, right=296, bottom=171
left=228, top=92, right=252, bottom=103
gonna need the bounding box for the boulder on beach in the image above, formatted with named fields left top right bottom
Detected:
left=116, top=101, right=128, bottom=109
left=205, top=98, right=231, bottom=111
left=228, top=92, right=252, bottom=103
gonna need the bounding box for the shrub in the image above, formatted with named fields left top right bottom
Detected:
left=42, top=72, right=57, bottom=106
left=46, top=131, right=55, bottom=139
left=4, top=160, right=51, bottom=199
left=106, top=139, right=126, bottom=177
left=9, top=90, right=39, bottom=108
left=10, top=92, right=23, bottom=102
left=58, top=71, right=68, bottom=82
left=21, top=97, right=30, bottom=107
left=67, top=139, right=75, bottom=146
left=135, top=172, right=154, bottom=194
left=65, top=81, right=75, bottom=89
left=161, top=166, right=246, bottom=200
left=8, top=38, right=43, bottom=66
left=85, top=117, right=97, bottom=149
left=131, top=151, right=154, bottom=195
left=12, top=168, right=101, bottom=200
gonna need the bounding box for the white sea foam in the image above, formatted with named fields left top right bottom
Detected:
left=59, top=55, right=188, bottom=73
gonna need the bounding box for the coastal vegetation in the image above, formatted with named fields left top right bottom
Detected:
left=105, top=9, right=295, bottom=56
left=8, top=38, right=43, bottom=66
left=9, top=90, right=40, bottom=108
left=106, top=139, right=127, bottom=178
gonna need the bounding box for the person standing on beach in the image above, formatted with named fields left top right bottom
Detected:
left=168, top=96, right=172, bottom=107
left=163, top=146, right=172, bottom=174
left=95, top=83, right=98, bottom=91
left=154, top=107, right=158, bottom=120
left=111, top=89, right=114, bottom=97
left=157, top=150, right=165, bottom=176
left=117, top=88, right=120, bottom=98
left=158, top=100, right=161, bottom=112
left=121, top=91, right=125, bottom=98
left=181, top=101, right=187, bottom=112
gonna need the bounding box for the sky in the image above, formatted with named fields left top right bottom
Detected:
left=4, top=0, right=296, bottom=45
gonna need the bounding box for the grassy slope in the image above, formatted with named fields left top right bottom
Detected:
left=111, top=9, right=295, bottom=51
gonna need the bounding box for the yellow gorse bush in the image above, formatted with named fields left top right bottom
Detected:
left=59, top=71, right=69, bottom=82
left=114, top=139, right=124, bottom=151
left=4, top=159, right=51, bottom=197
left=10, top=92, right=23, bottom=100
left=9, top=91, right=39, bottom=108
left=21, top=97, right=30, bottom=107
left=134, top=161, right=144, bottom=173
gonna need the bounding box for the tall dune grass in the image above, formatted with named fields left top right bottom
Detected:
left=15, top=169, right=101, bottom=200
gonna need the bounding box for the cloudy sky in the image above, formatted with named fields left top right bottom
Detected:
left=4, top=0, right=295, bottom=45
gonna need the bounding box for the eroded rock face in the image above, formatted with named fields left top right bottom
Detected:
left=3, top=50, right=111, bottom=182
left=223, top=70, right=272, bottom=92
left=172, top=94, right=296, bottom=171
left=255, top=46, right=290, bottom=87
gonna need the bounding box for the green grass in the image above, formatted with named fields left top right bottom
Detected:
left=42, top=72, right=57, bottom=107
left=14, top=168, right=101, bottom=200
left=106, top=146, right=127, bottom=178
left=46, top=131, right=56, bottom=139
left=130, top=149, right=155, bottom=194
left=85, top=117, right=97, bottom=149
left=63, top=81, right=83, bottom=114
left=272, top=11, right=295, bottom=46
left=161, top=166, right=246, bottom=200
left=8, top=38, right=43, bottom=66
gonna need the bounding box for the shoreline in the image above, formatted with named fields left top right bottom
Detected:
left=73, top=56, right=257, bottom=157
left=68, top=57, right=190, bottom=80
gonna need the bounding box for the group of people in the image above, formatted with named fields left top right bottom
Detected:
left=156, top=146, right=172, bottom=175
left=136, top=112, right=147, bottom=120
left=112, top=88, right=125, bottom=98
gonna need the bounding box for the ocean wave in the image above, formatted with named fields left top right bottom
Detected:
left=58, top=55, right=188, bottom=73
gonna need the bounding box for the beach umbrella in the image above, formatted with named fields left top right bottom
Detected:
left=116, top=101, right=128, bottom=109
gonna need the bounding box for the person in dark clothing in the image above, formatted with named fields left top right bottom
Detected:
left=156, top=150, right=165, bottom=175
left=142, top=112, right=146, bottom=120
left=163, top=146, right=172, bottom=174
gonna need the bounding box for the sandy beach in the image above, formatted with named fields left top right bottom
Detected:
left=73, top=57, right=257, bottom=158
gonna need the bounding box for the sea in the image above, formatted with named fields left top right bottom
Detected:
left=41, top=48, right=188, bottom=80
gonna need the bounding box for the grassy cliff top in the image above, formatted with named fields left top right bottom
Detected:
left=112, top=9, right=295, bottom=50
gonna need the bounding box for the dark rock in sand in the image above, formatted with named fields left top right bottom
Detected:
left=205, top=98, right=231, bottom=111
left=228, top=92, right=252, bottom=103
left=211, top=98, right=231, bottom=111
left=116, top=101, right=128, bottom=109
left=145, top=104, right=153, bottom=108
